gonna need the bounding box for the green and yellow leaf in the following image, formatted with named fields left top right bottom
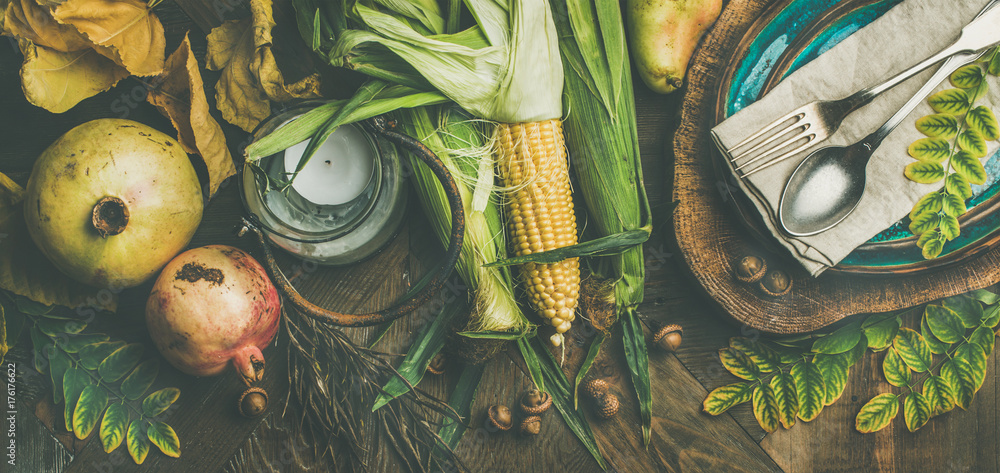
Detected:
left=981, top=304, right=1000, bottom=329
left=845, top=334, right=868, bottom=366
left=941, top=193, right=967, bottom=217
left=915, top=114, right=959, bottom=139
left=957, top=129, right=988, bottom=158
left=970, top=326, right=995, bottom=354
left=907, top=138, right=951, bottom=163
left=73, top=384, right=109, bottom=439
left=37, top=318, right=86, bottom=337
left=905, top=161, right=946, bottom=184
left=903, top=392, right=931, bottom=432
left=855, top=393, right=899, bottom=433
left=909, top=212, right=940, bottom=235
left=923, top=238, right=945, bottom=259
left=127, top=420, right=150, bottom=464
left=953, top=343, right=987, bottom=391
left=920, top=315, right=951, bottom=355
left=917, top=230, right=942, bottom=250
left=729, top=337, right=780, bottom=373
left=864, top=314, right=899, bottom=351
left=718, top=347, right=760, bottom=380
left=940, top=359, right=975, bottom=409
left=752, top=384, right=780, bottom=433
left=811, top=319, right=863, bottom=355
left=98, top=343, right=143, bottom=382
left=62, top=367, right=89, bottom=432
left=78, top=341, right=126, bottom=370
left=922, top=374, right=956, bottom=416
left=951, top=150, right=988, bottom=185
left=703, top=382, right=753, bottom=415
left=49, top=349, right=71, bottom=405
left=892, top=328, right=932, bottom=372
left=882, top=348, right=910, bottom=387
left=989, top=48, right=1000, bottom=75
left=939, top=215, right=960, bottom=241
left=966, top=105, right=999, bottom=140
left=769, top=372, right=798, bottom=429
left=143, top=387, right=181, bottom=417
left=813, top=353, right=849, bottom=405
left=910, top=192, right=946, bottom=220
left=146, top=421, right=181, bottom=458
left=945, top=174, right=973, bottom=200
left=100, top=402, right=128, bottom=453
left=950, top=64, right=984, bottom=89
left=944, top=294, right=986, bottom=328
left=924, top=304, right=966, bottom=343
left=928, top=88, right=971, bottom=115
left=791, top=361, right=826, bottom=422
left=121, top=359, right=159, bottom=401
left=59, top=333, right=109, bottom=353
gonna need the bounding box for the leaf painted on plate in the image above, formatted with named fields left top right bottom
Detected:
left=856, top=393, right=899, bottom=433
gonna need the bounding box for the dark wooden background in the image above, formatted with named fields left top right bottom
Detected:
left=2, top=1, right=997, bottom=472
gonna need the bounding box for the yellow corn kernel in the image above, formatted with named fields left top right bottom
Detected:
left=496, top=119, right=580, bottom=346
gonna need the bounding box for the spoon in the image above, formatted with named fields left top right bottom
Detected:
left=778, top=47, right=989, bottom=237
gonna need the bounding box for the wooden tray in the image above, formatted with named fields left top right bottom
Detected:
left=672, top=0, right=1000, bottom=334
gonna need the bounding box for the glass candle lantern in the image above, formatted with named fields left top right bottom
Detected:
left=241, top=105, right=408, bottom=266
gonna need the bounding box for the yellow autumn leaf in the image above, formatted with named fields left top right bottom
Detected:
left=3, top=0, right=92, bottom=52
left=248, top=0, right=321, bottom=102
left=18, top=38, right=129, bottom=113
left=0, top=172, right=116, bottom=311
left=50, top=0, right=165, bottom=76
left=147, top=34, right=236, bottom=197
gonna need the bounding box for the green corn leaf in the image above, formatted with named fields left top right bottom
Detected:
left=574, top=333, right=604, bottom=409
left=945, top=174, right=973, bottom=200
left=49, top=349, right=70, bottom=405
left=967, top=105, right=999, bottom=140
left=729, top=337, right=780, bottom=373
left=78, top=341, right=126, bottom=370
left=922, top=374, right=956, bottom=416
left=811, top=319, right=863, bottom=355
left=983, top=304, right=1000, bottom=328
left=752, top=384, right=780, bottom=433
left=435, top=363, right=485, bottom=455
left=920, top=315, right=951, bottom=355
left=127, top=420, right=150, bottom=464
left=924, top=304, right=966, bottom=343
left=769, top=372, right=798, bottom=429
left=882, top=348, right=910, bottom=387
left=855, top=393, right=899, bottom=433
left=951, top=150, right=988, bottom=185
left=950, top=64, right=984, bottom=89
left=917, top=230, right=942, bottom=249
left=59, top=333, right=110, bottom=353
left=621, top=308, right=652, bottom=445
left=718, top=347, right=761, bottom=380
left=146, top=421, right=181, bottom=458
left=953, top=343, right=987, bottom=391
left=909, top=212, right=940, bottom=235
left=73, top=384, right=109, bottom=439
left=483, top=228, right=650, bottom=267
left=100, top=403, right=128, bottom=453
left=942, top=193, right=967, bottom=217
left=790, top=361, right=826, bottom=422
left=940, top=359, right=975, bottom=409
left=143, top=388, right=180, bottom=417
left=37, top=317, right=86, bottom=337
left=970, top=326, right=995, bottom=354
left=939, top=215, right=960, bottom=241
left=928, top=88, right=971, bottom=115
left=915, top=114, right=959, bottom=138
left=922, top=238, right=945, bottom=259
left=908, top=137, right=952, bottom=163
left=98, top=344, right=143, bottom=383
left=971, top=289, right=1000, bottom=305
left=903, top=392, right=931, bottom=432
left=702, top=382, right=753, bottom=415
left=893, top=328, right=932, bottom=372
left=813, top=353, right=849, bottom=405
left=864, top=314, right=899, bottom=351
left=943, top=294, right=985, bottom=328
left=958, top=129, right=988, bottom=158
left=120, top=359, right=160, bottom=401
left=63, top=367, right=89, bottom=432
left=910, top=192, right=945, bottom=220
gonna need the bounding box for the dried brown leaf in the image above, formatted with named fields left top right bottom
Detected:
left=51, top=0, right=165, bottom=76
left=18, top=38, right=128, bottom=113
left=3, top=0, right=90, bottom=51
left=248, top=0, right=320, bottom=102
left=147, top=34, right=235, bottom=197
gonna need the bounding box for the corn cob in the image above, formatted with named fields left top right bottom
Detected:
left=495, top=119, right=580, bottom=347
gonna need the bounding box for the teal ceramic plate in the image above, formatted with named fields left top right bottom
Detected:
left=714, top=0, right=1000, bottom=275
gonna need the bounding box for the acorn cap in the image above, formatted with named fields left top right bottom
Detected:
left=652, top=324, right=683, bottom=352
left=487, top=405, right=512, bottom=431
left=239, top=387, right=268, bottom=418
left=520, top=415, right=541, bottom=435
left=520, top=389, right=553, bottom=415
left=734, top=255, right=767, bottom=283
left=582, top=378, right=609, bottom=400
left=427, top=353, right=446, bottom=375
left=760, top=269, right=792, bottom=297
left=597, top=393, right=619, bottom=419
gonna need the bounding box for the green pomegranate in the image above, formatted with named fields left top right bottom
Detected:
left=24, top=119, right=204, bottom=289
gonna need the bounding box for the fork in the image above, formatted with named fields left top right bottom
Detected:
left=731, top=0, right=1000, bottom=178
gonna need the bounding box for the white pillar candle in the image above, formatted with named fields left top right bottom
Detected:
left=283, top=125, right=375, bottom=206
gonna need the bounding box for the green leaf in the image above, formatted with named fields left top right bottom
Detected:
left=790, top=361, right=826, bottom=422
left=953, top=343, right=988, bottom=391
left=78, top=341, right=126, bottom=370
left=940, top=359, right=975, bottom=409
left=915, top=114, right=959, bottom=138
left=968, top=80, right=990, bottom=102
left=970, top=326, right=995, bottom=354
left=146, top=421, right=181, bottom=458
left=98, top=343, right=143, bottom=382
left=882, top=348, right=910, bottom=387
left=730, top=337, right=780, bottom=373
left=702, top=382, right=753, bottom=415
left=435, top=363, right=484, bottom=454
left=957, top=129, right=988, bottom=158
left=517, top=337, right=545, bottom=395
left=718, top=347, right=760, bottom=380
left=811, top=319, right=863, bottom=355
left=621, top=308, right=652, bottom=445
left=967, top=105, right=999, bottom=140
left=813, top=353, right=849, bottom=405
left=923, top=375, right=956, bottom=416
left=903, top=392, right=931, bottom=432
left=917, top=229, right=942, bottom=249
left=121, top=359, right=159, bottom=401
left=100, top=402, right=128, bottom=453
left=945, top=174, right=973, bottom=200
left=971, top=289, right=1000, bottom=305
left=855, top=393, right=899, bottom=433
left=910, top=192, right=945, bottom=220
left=59, top=333, right=109, bottom=353
left=573, top=333, right=604, bottom=409
left=939, top=215, right=960, bottom=241
left=951, top=150, right=988, bottom=185
left=143, top=388, right=180, bottom=417
left=924, top=304, right=966, bottom=343
left=921, top=315, right=951, bottom=355
left=892, top=328, right=932, bottom=372
left=483, top=228, right=650, bottom=267
left=989, top=48, right=1000, bottom=75
left=37, top=317, right=86, bottom=337
left=950, top=64, right=984, bottom=89
left=923, top=238, right=945, bottom=259
left=770, top=372, right=798, bottom=429
left=907, top=137, right=952, bottom=163
left=928, top=88, right=971, bottom=115
left=73, top=384, right=108, bottom=439
left=905, top=161, right=946, bottom=183
left=16, top=297, right=52, bottom=315
left=941, top=193, right=967, bottom=217
left=762, top=341, right=804, bottom=364
left=49, top=349, right=71, bottom=405
left=62, top=367, right=89, bottom=432
left=943, top=294, right=984, bottom=329
left=752, top=384, right=780, bottom=433
left=864, top=315, right=899, bottom=351
left=981, top=304, right=1000, bottom=328
left=845, top=333, right=868, bottom=366
left=127, top=420, right=150, bottom=464
left=909, top=212, right=940, bottom=235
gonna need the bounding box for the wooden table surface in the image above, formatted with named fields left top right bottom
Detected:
left=3, top=1, right=997, bottom=472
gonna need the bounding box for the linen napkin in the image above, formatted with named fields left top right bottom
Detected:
left=711, top=0, right=1000, bottom=277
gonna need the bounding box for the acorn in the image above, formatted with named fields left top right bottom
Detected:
left=760, top=269, right=792, bottom=296
left=582, top=378, right=609, bottom=400
left=520, top=415, right=542, bottom=435
left=238, top=387, right=268, bottom=418
left=520, top=389, right=553, bottom=416
left=487, top=405, right=512, bottom=431
left=734, top=255, right=767, bottom=283
left=652, top=324, right=683, bottom=352
left=597, top=393, right=620, bottom=419
left=427, top=353, right=446, bottom=375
